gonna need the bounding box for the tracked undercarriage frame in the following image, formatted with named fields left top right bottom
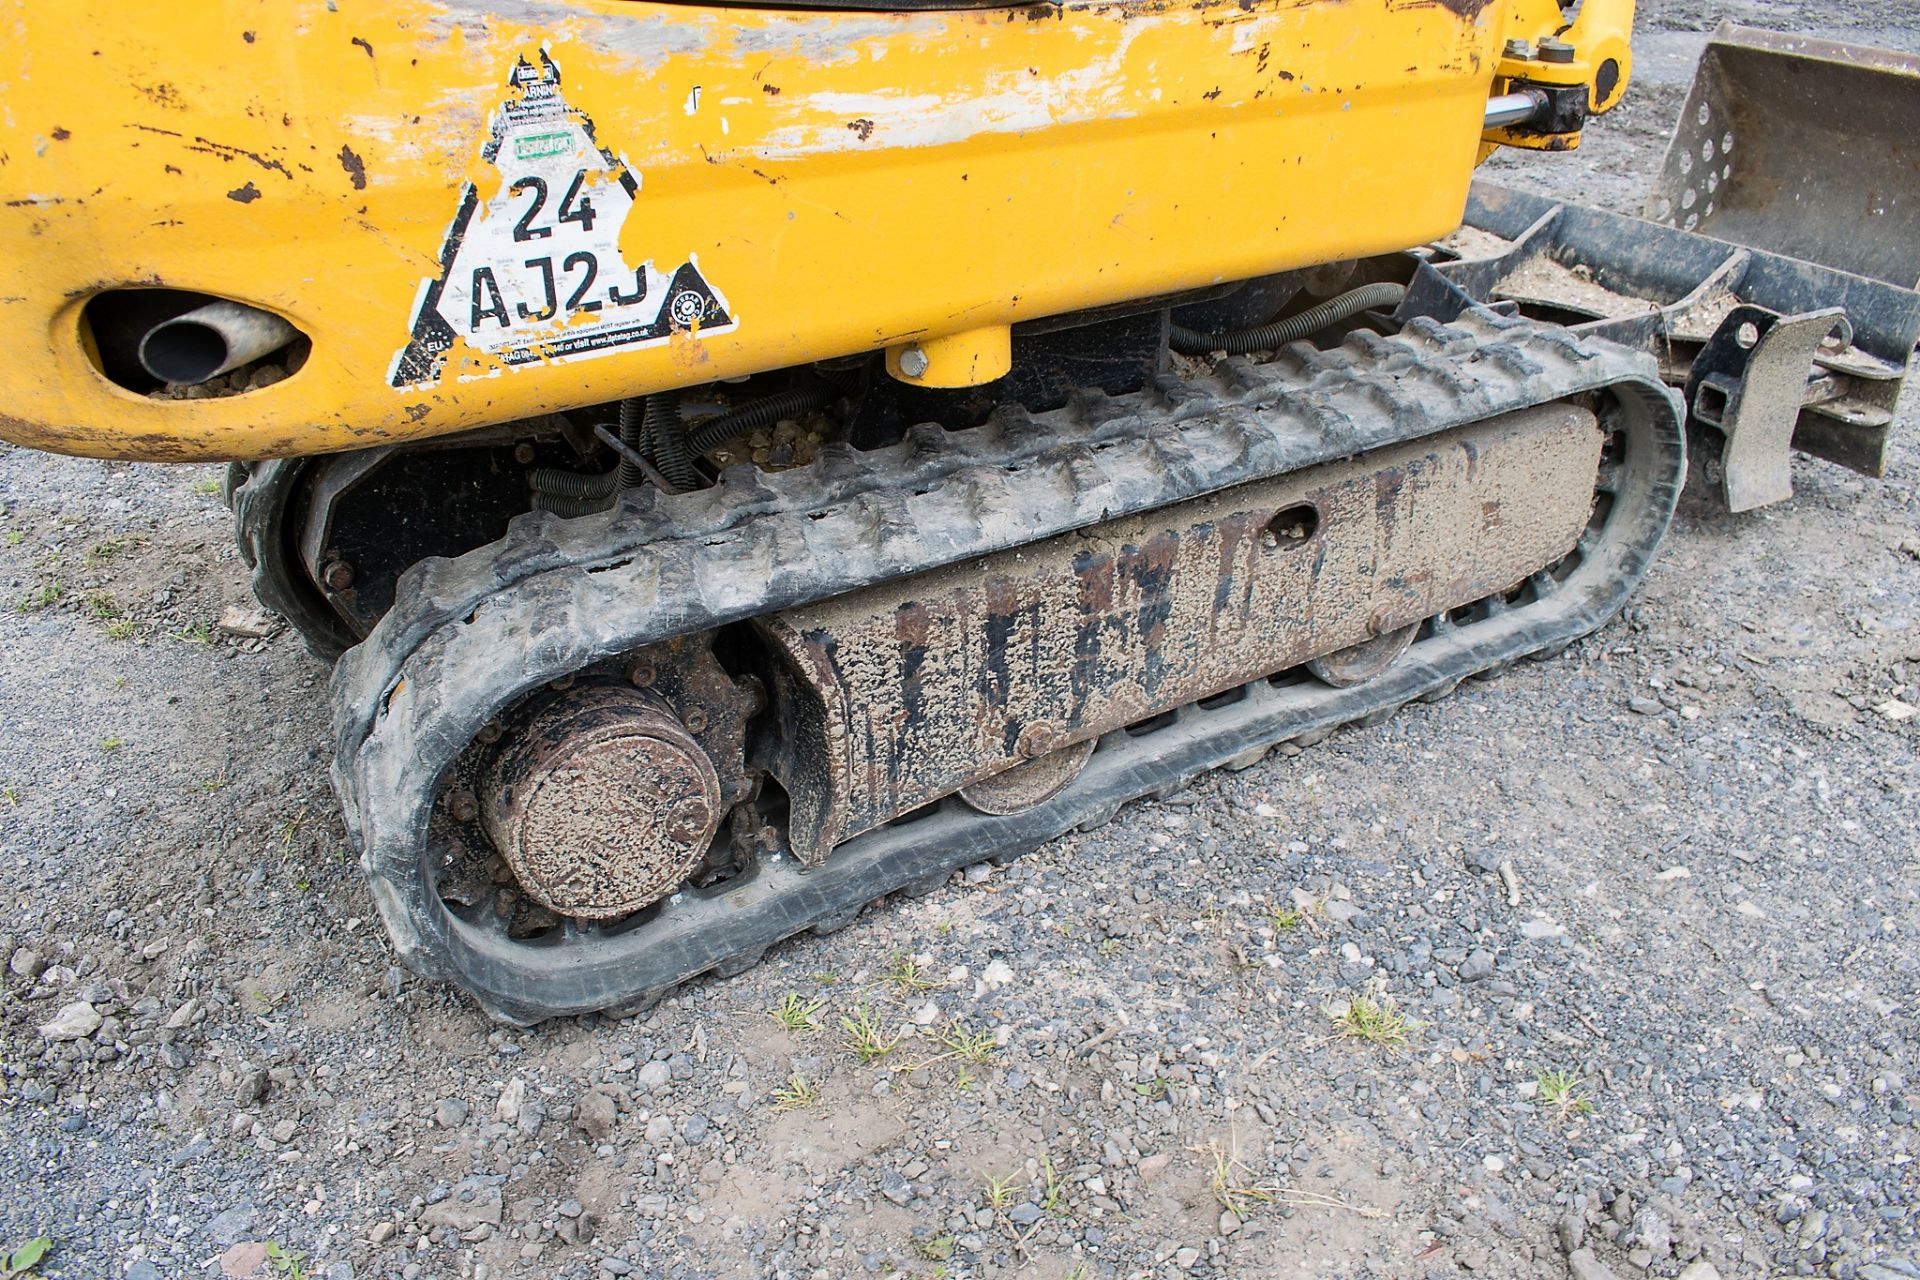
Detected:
left=223, top=310, right=1686, bottom=1024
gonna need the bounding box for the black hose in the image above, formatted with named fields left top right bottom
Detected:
left=615, top=397, right=646, bottom=489
left=645, top=392, right=700, bottom=492
left=532, top=392, right=677, bottom=510
left=685, top=382, right=835, bottom=456
left=1169, top=282, right=1406, bottom=356
left=537, top=492, right=614, bottom=519
left=528, top=463, right=618, bottom=502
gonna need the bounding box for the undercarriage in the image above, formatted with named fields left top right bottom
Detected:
left=234, top=296, right=1682, bottom=1023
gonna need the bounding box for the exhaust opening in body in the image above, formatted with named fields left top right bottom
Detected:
left=82, top=288, right=307, bottom=397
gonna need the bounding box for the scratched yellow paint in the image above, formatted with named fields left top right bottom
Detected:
left=0, top=0, right=1616, bottom=461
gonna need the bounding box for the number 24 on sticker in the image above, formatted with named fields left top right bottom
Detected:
left=470, top=168, right=645, bottom=329
left=510, top=169, right=596, bottom=240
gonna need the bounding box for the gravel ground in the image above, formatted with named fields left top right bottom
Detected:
left=4, top=5, right=1919, bottom=1279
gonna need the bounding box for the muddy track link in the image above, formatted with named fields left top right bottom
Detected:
left=229, top=457, right=359, bottom=662
left=330, top=312, right=1684, bottom=1023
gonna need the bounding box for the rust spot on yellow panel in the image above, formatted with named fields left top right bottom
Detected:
left=339, top=145, right=369, bottom=189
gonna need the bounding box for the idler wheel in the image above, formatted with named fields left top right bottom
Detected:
left=1305, top=622, right=1420, bottom=689
left=482, top=686, right=722, bottom=919
left=959, top=738, right=1097, bottom=816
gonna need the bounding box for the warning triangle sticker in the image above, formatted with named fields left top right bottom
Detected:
left=390, top=51, right=735, bottom=389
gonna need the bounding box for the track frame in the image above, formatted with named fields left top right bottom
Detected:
left=329, top=311, right=1683, bottom=1023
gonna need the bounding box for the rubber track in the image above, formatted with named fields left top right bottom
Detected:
left=229, top=458, right=360, bottom=661
left=330, top=312, right=1684, bottom=1023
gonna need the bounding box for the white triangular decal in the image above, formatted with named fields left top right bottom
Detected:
left=391, top=51, right=735, bottom=388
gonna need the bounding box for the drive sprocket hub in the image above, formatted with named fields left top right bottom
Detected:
left=481, top=687, right=722, bottom=918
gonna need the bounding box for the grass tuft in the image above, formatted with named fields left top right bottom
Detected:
left=839, top=999, right=902, bottom=1065
left=1325, top=986, right=1420, bottom=1048
left=768, top=991, right=825, bottom=1033
left=1207, top=1141, right=1281, bottom=1216
left=770, top=1074, right=821, bottom=1110
left=1536, top=1067, right=1594, bottom=1119
left=884, top=948, right=942, bottom=992
left=84, top=536, right=143, bottom=566
left=1039, top=1155, right=1067, bottom=1216
left=15, top=581, right=61, bottom=614
left=935, top=1021, right=997, bottom=1065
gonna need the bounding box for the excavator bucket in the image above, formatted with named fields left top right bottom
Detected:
left=1416, top=25, right=1920, bottom=514
left=1644, top=24, right=1920, bottom=291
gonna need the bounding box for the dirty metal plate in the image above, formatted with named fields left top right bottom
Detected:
left=1439, top=182, right=1920, bottom=501
left=760, top=405, right=1602, bottom=858
left=1688, top=305, right=1849, bottom=511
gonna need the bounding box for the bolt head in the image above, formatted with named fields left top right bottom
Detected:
left=513, top=443, right=537, bottom=465
left=1537, top=37, right=1576, bottom=64
left=897, top=346, right=931, bottom=379
left=629, top=661, right=657, bottom=688
left=1504, top=38, right=1535, bottom=59
left=448, top=789, right=480, bottom=823
left=1016, top=722, right=1057, bottom=759
left=666, top=797, right=713, bottom=842
left=321, top=560, right=354, bottom=591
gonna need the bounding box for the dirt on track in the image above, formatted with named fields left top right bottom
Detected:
left=3, top=5, right=1919, bottom=1280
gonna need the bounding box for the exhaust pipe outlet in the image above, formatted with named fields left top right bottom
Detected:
left=138, top=300, right=298, bottom=385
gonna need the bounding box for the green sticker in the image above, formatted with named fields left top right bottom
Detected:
left=513, top=131, right=571, bottom=161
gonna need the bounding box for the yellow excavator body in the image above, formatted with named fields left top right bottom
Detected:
left=0, top=0, right=1628, bottom=461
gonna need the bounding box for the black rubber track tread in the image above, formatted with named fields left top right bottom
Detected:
left=228, top=459, right=360, bottom=662
left=329, top=312, right=1684, bottom=1023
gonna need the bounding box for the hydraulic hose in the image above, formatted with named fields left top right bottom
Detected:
left=645, top=392, right=700, bottom=492
left=615, top=397, right=647, bottom=489
left=533, top=392, right=685, bottom=511
left=529, top=463, right=618, bottom=503
left=532, top=376, right=839, bottom=511
left=686, top=382, right=835, bottom=456
left=1169, top=282, right=1407, bottom=356
left=537, top=492, right=615, bottom=519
